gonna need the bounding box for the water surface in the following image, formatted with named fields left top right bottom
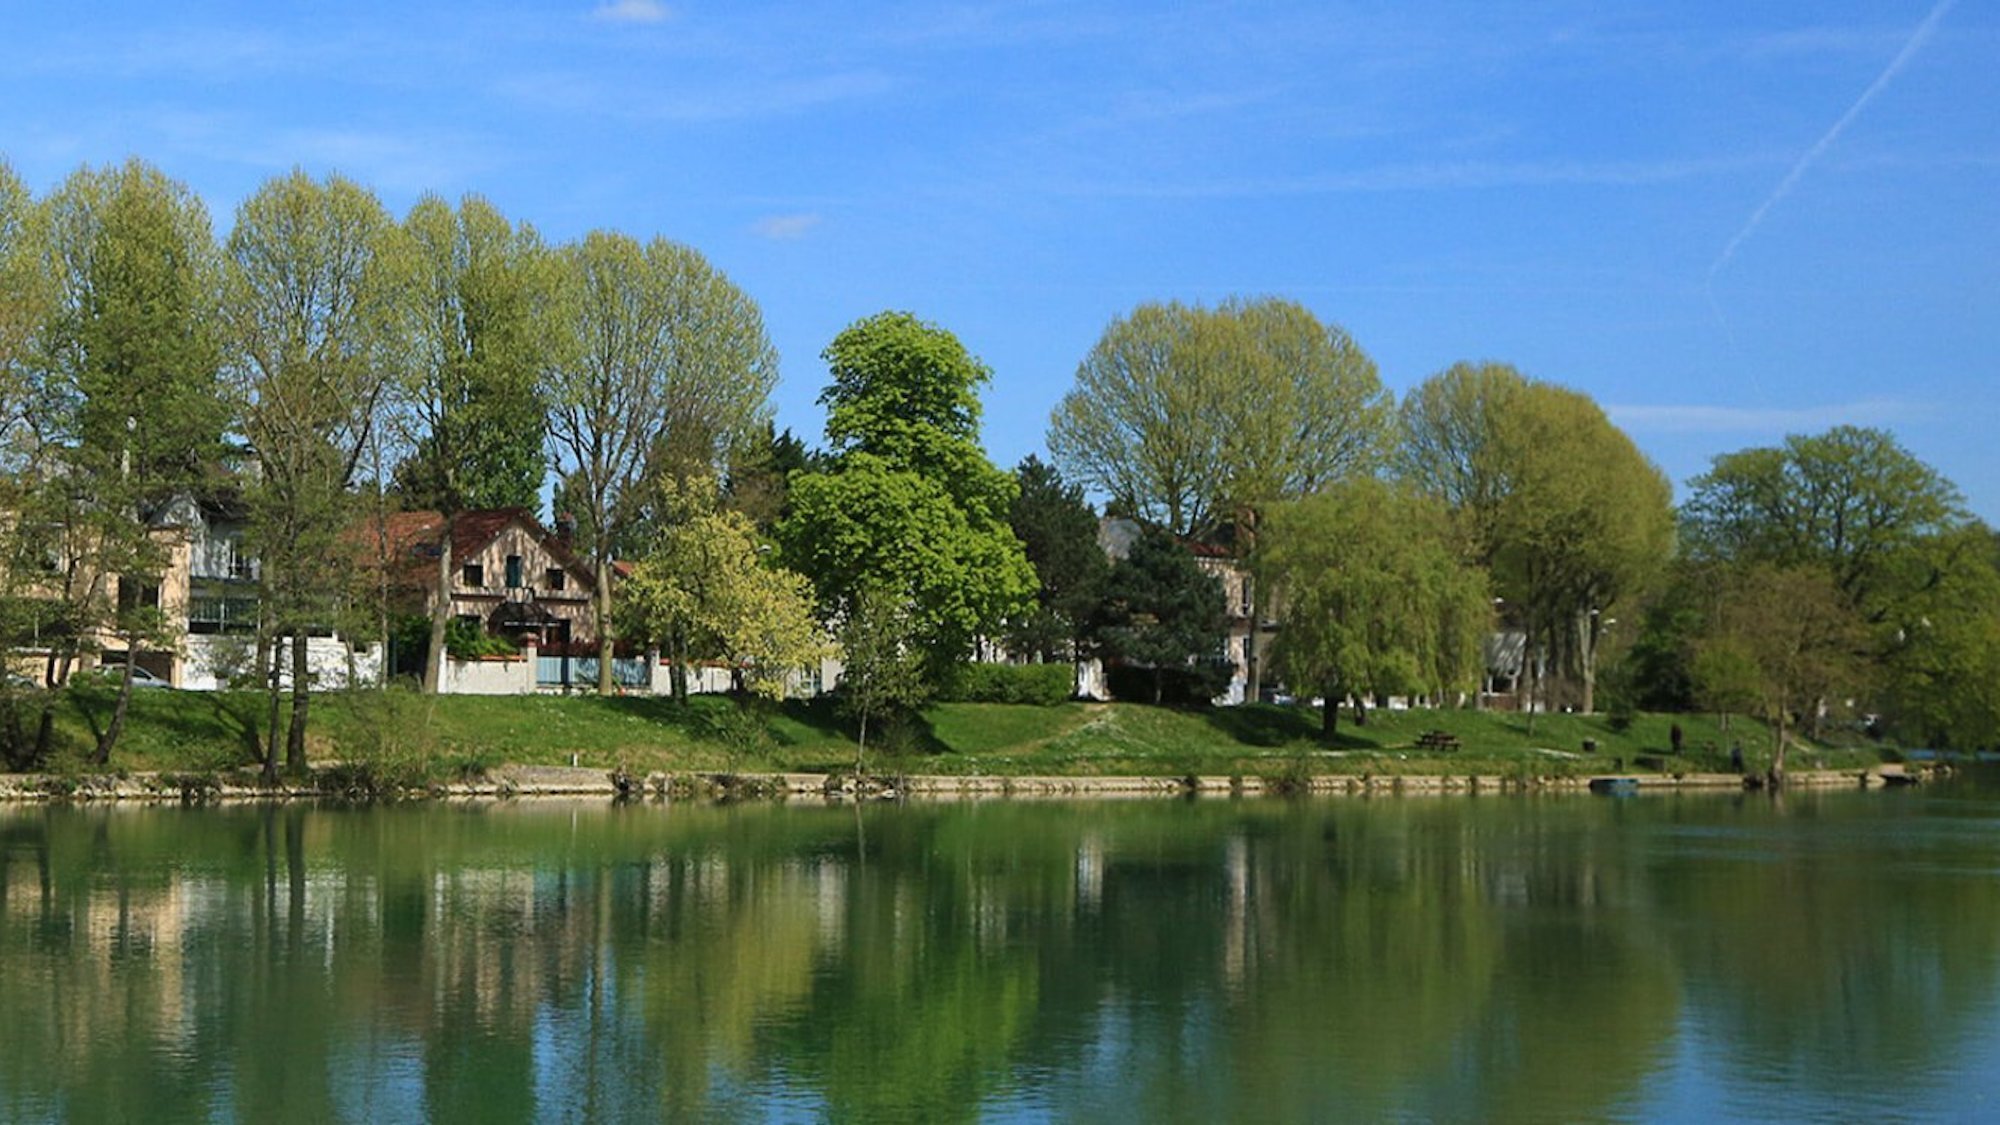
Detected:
left=4, top=785, right=1999, bottom=1122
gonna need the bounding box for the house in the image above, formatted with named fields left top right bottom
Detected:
left=375, top=507, right=600, bottom=655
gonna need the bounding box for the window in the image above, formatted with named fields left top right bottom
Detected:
left=462, top=562, right=484, bottom=588
left=505, top=554, right=523, bottom=589
left=544, top=567, right=566, bottom=592
left=116, top=577, right=161, bottom=612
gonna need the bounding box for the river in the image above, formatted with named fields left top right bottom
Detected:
left=3, top=783, right=1998, bottom=1122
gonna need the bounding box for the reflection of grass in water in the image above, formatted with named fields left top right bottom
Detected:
left=29, top=688, right=1894, bottom=780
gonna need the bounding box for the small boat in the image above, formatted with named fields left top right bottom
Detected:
left=1589, top=776, right=1640, bottom=796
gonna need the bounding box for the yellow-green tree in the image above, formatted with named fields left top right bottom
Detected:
left=1260, top=478, right=1490, bottom=736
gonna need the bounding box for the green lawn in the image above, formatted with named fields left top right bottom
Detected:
left=16, top=683, right=1891, bottom=782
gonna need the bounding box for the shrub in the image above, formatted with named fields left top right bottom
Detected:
left=938, top=662, right=1073, bottom=706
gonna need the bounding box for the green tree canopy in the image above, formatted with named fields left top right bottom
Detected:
left=1260, top=479, right=1490, bottom=737
left=1398, top=362, right=1673, bottom=713
left=1006, top=455, right=1106, bottom=664
left=1049, top=297, right=1391, bottom=541
left=779, top=312, right=1034, bottom=675
left=541, top=230, right=777, bottom=691
left=1091, top=525, right=1228, bottom=705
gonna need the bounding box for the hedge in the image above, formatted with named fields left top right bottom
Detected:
left=938, top=662, right=1074, bottom=706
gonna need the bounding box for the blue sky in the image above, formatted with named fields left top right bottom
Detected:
left=3, top=1, right=1995, bottom=519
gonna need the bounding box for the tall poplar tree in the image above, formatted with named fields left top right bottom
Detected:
left=542, top=231, right=777, bottom=693
left=391, top=193, right=551, bottom=692
left=25, top=160, right=227, bottom=763
left=224, top=170, right=403, bottom=778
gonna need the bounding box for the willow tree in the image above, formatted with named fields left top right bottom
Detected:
left=391, top=194, right=551, bottom=692
left=542, top=231, right=777, bottom=693
left=225, top=170, right=403, bottom=779
left=1260, top=478, right=1490, bottom=736
left=1049, top=297, right=1391, bottom=541
left=20, top=160, right=227, bottom=764
left=1398, top=363, right=1673, bottom=715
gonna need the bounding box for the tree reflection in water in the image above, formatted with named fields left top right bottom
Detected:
left=2, top=789, right=1999, bottom=1122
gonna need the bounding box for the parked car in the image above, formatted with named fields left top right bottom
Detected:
left=80, top=664, right=170, bottom=689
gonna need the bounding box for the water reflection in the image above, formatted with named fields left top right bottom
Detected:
left=3, top=790, right=2000, bottom=1121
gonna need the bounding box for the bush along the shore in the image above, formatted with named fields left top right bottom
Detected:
left=937, top=662, right=1074, bottom=705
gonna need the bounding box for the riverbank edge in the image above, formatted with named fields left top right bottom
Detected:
left=0, top=762, right=1929, bottom=803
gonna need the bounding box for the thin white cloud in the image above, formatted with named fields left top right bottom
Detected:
left=593, top=0, right=671, bottom=25
left=1609, top=399, right=1935, bottom=434
left=1709, top=0, right=1959, bottom=280
left=751, top=213, right=821, bottom=241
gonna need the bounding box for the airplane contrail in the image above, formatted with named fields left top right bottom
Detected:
left=1709, top=0, right=1958, bottom=280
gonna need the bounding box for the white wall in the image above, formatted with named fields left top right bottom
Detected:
left=181, top=634, right=382, bottom=691
left=443, top=656, right=533, bottom=695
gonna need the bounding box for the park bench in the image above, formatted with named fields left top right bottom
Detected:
left=1415, top=730, right=1461, bottom=752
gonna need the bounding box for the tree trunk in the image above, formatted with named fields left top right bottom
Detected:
left=1768, top=713, right=1789, bottom=790
left=92, top=638, right=138, bottom=766
left=423, top=512, right=454, bottom=694
left=1352, top=696, right=1368, bottom=726
left=262, top=637, right=282, bottom=783
left=595, top=561, right=615, bottom=694
left=286, top=632, right=310, bottom=777
left=669, top=630, right=688, bottom=703
left=1320, top=679, right=1339, bottom=742
left=1577, top=611, right=1597, bottom=715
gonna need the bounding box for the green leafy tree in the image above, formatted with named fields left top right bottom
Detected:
left=1006, top=455, right=1107, bottom=667
left=1692, top=562, right=1870, bottom=783
left=542, top=231, right=777, bottom=693
left=224, top=170, right=403, bottom=779
left=779, top=312, right=1034, bottom=679
left=836, top=582, right=930, bottom=770
left=1050, top=297, right=1391, bottom=541
left=1681, top=426, right=1980, bottom=739
left=390, top=193, right=552, bottom=692
left=22, top=160, right=227, bottom=764
left=1260, top=479, right=1490, bottom=738
left=1092, top=525, right=1228, bottom=705
left=620, top=479, right=828, bottom=702
left=1398, top=362, right=1673, bottom=716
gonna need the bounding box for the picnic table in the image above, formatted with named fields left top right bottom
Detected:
left=1415, top=730, right=1461, bottom=752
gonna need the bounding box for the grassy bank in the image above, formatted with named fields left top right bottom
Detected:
left=17, top=684, right=1894, bottom=784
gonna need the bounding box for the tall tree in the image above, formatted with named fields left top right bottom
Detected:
left=390, top=193, right=551, bottom=693
left=1682, top=425, right=1966, bottom=620
left=1006, top=455, right=1107, bottom=667
left=224, top=170, right=403, bottom=779
left=542, top=231, right=777, bottom=693
left=1049, top=297, right=1390, bottom=541
left=1692, top=562, right=1870, bottom=784
left=25, top=160, right=227, bottom=763
left=1260, top=479, right=1490, bottom=738
left=0, top=161, right=42, bottom=425
left=779, top=311, right=1035, bottom=677
left=1398, top=362, right=1673, bottom=715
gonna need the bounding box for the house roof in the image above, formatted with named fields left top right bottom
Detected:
left=356, top=507, right=598, bottom=594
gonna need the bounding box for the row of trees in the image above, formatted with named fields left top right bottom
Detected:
left=3, top=154, right=1994, bottom=777
left=0, top=158, right=780, bottom=774
left=1041, top=298, right=2000, bottom=764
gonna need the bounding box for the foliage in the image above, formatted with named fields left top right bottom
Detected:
left=1259, top=478, right=1490, bottom=737
left=780, top=312, right=1034, bottom=673
left=390, top=194, right=551, bottom=516
left=444, top=618, right=518, bottom=660
left=541, top=230, right=778, bottom=691
left=937, top=662, right=1074, bottom=706
left=1692, top=562, right=1870, bottom=778
left=1397, top=362, right=1673, bottom=714
left=834, top=583, right=931, bottom=769
left=1092, top=526, right=1229, bottom=705
left=1050, top=297, right=1391, bottom=541
left=1005, top=455, right=1106, bottom=664
left=621, top=481, right=830, bottom=702
left=225, top=169, right=407, bottom=776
